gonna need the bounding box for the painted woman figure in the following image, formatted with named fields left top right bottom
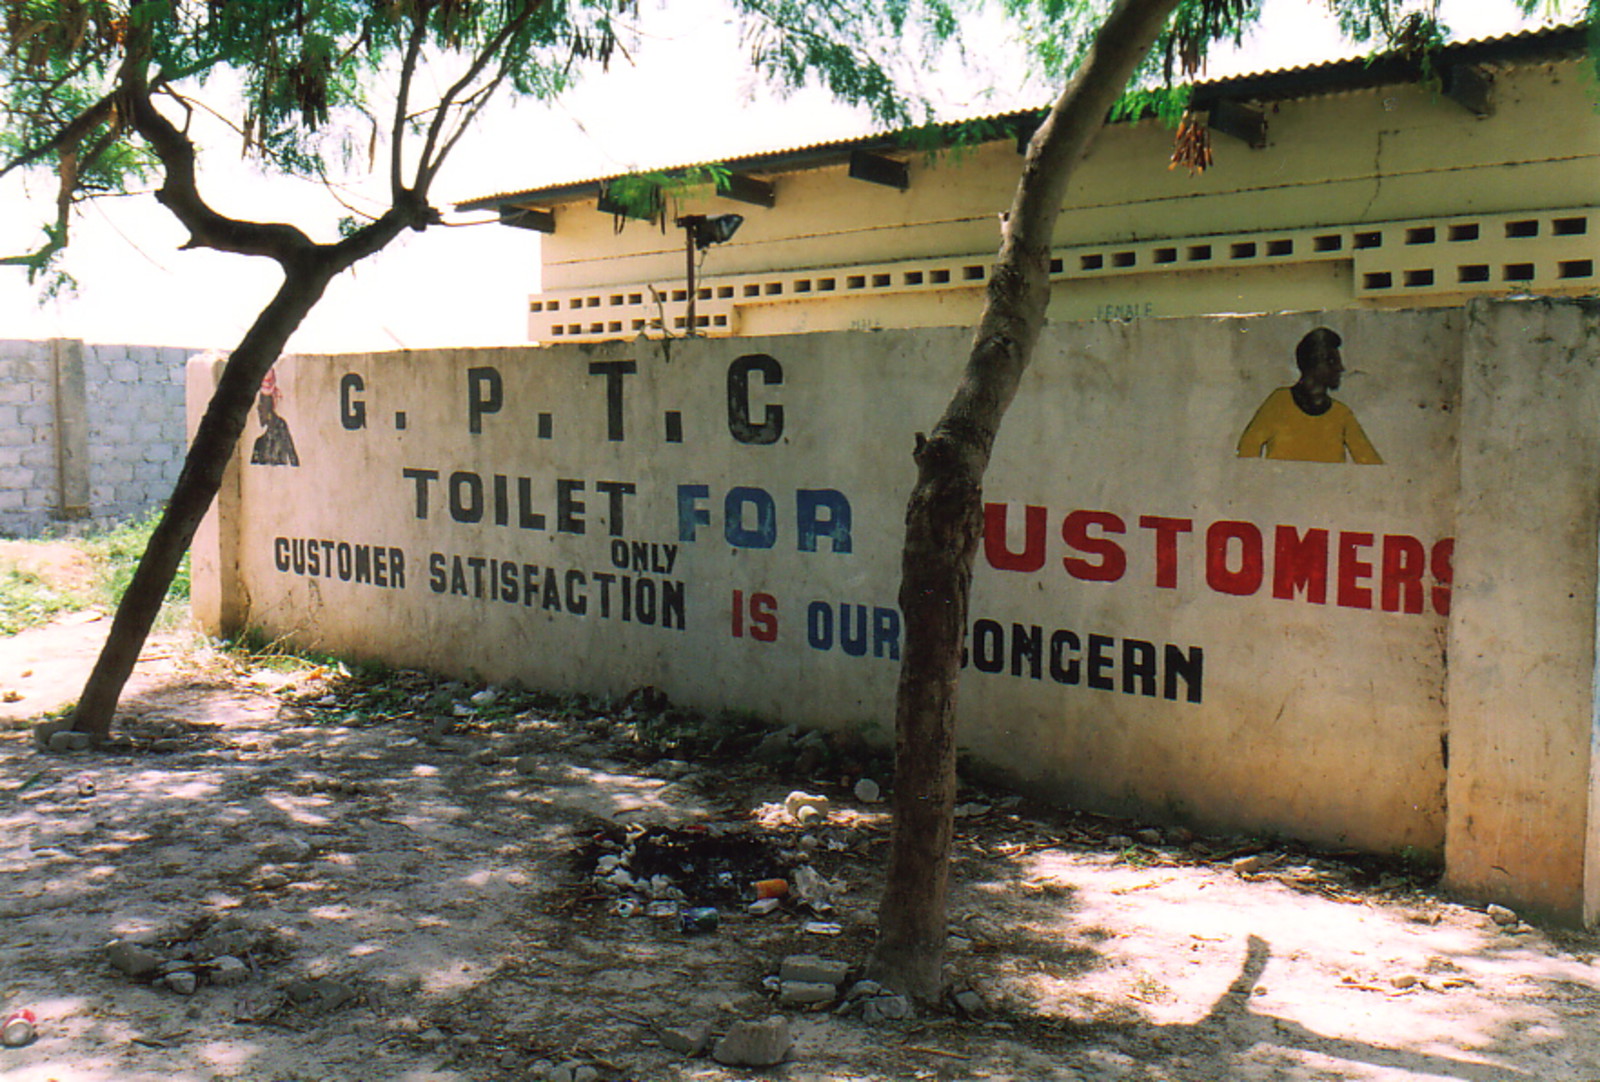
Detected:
left=250, top=367, right=299, bottom=467
left=1236, top=326, right=1382, bottom=464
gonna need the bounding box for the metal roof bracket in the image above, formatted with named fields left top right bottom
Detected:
left=722, top=173, right=777, bottom=208
left=1207, top=99, right=1268, bottom=149
left=1444, top=63, right=1494, bottom=117
left=499, top=206, right=555, bottom=233
left=848, top=150, right=910, bottom=190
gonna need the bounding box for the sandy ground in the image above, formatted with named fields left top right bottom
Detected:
left=2, top=610, right=1600, bottom=1081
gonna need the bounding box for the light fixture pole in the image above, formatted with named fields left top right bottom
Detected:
left=674, top=213, right=744, bottom=336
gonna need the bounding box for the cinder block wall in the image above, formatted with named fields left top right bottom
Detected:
left=0, top=339, right=195, bottom=536
left=82, top=343, right=191, bottom=525
left=0, top=340, right=60, bottom=536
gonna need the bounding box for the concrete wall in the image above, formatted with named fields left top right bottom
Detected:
left=0, top=339, right=191, bottom=536
left=193, top=299, right=1600, bottom=924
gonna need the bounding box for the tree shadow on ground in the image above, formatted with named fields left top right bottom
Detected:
left=1004, top=933, right=1533, bottom=1080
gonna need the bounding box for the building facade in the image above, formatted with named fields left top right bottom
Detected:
left=460, top=27, right=1598, bottom=343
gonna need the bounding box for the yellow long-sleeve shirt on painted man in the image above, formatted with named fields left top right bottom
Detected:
left=1236, top=387, right=1383, bottom=464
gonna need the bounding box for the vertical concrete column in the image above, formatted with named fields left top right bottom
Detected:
left=186, top=353, right=246, bottom=636
left=50, top=338, right=90, bottom=520
left=1446, top=298, right=1600, bottom=925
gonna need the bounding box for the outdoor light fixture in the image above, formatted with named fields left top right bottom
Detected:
left=676, top=213, right=744, bottom=334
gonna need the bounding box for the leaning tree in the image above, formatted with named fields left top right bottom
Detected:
left=0, top=0, right=960, bottom=739
left=865, top=0, right=1597, bottom=999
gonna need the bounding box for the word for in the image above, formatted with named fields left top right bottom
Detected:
left=426, top=552, right=685, bottom=629
left=984, top=504, right=1453, bottom=615
left=273, top=537, right=406, bottom=589
left=402, top=469, right=636, bottom=536
left=678, top=485, right=852, bottom=552
left=965, top=619, right=1204, bottom=703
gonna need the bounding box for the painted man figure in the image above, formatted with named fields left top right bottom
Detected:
left=1236, top=326, right=1382, bottom=464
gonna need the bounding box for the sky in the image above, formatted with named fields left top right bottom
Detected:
left=0, top=0, right=1580, bottom=354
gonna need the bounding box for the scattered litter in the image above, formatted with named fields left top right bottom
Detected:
left=2, top=1009, right=36, bottom=1048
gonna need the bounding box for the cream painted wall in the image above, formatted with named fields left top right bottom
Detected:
left=525, top=61, right=1599, bottom=342
left=192, top=305, right=1578, bottom=906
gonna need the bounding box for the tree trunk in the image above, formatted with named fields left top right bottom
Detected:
left=867, top=0, right=1187, bottom=1001
left=62, top=264, right=335, bottom=739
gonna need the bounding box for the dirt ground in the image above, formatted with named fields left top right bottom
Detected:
left=3, top=608, right=1600, bottom=1081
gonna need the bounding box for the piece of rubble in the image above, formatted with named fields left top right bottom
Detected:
left=779, top=981, right=837, bottom=1006
left=853, top=777, right=882, bottom=803
left=257, top=836, right=313, bottom=863
left=209, top=955, right=250, bottom=986
left=660, top=1021, right=712, bottom=1056
left=107, top=940, right=163, bottom=978
left=861, top=994, right=913, bottom=1023
left=161, top=970, right=198, bottom=995
left=779, top=955, right=850, bottom=985
left=1487, top=903, right=1519, bottom=926
left=712, top=1016, right=793, bottom=1067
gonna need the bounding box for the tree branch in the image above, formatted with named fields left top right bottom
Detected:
left=412, top=0, right=543, bottom=191
left=118, top=59, right=314, bottom=264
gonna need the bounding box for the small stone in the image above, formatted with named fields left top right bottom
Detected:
left=107, top=940, right=163, bottom=978
left=470, top=688, right=499, bottom=708
left=417, top=1027, right=448, bottom=1045
left=150, top=738, right=185, bottom=754
left=862, top=994, right=913, bottom=1023
left=1487, top=903, right=1519, bottom=926
left=284, top=977, right=355, bottom=1011
left=779, top=981, right=838, bottom=1006
left=946, top=934, right=973, bottom=953
left=471, top=748, right=500, bottom=766
left=210, top=955, right=250, bottom=986
left=747, top=897, right=782, bottom=916
left=853, top=777, right=882, bottom=803
left=451, top=703, right=476, bottom=717
left=514, top=754, right=545, bottom=775
left=779, top=954, right=850, bottom=985
left=573, top=1067, right=598, bottom=1082
left=1231, top=854, right=1269, bottom=875
left=162, top=970, right=198, bottom=995
left=712, top=1015, right=793, bottom=1067
left=48, top=730, right=93, bottom=752
left=1106, top=834, right=1134, bottom=850
left=255, top=871, right=291, bottom=890
left=845, top=980, right=885, bottom=1000
left=1135, top=828, right=1164, bottom=847
left=1390, top=974, right=1420, bottom=989
left=951, top=989, right=986, bottom=1016
left=1168, top=826, right=1196, bottom=846
left=258, top=836, right=313, bottom=863
left=954, top=802, right=991, bottom=819
left=753, top=730, right=794, bottom=763
left=660, top=1022, right=712, bottom=1056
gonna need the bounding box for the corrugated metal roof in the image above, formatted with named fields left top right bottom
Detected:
left=457, top=23, right=1590, bottom=213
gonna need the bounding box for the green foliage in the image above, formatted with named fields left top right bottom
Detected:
left=0, top=562, right=82, bottom=635
left=603, top=165, right=735, bottom=228
left=80, top=509, right=190, bottom=611
left=0, top=511, right=190, bottom=635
